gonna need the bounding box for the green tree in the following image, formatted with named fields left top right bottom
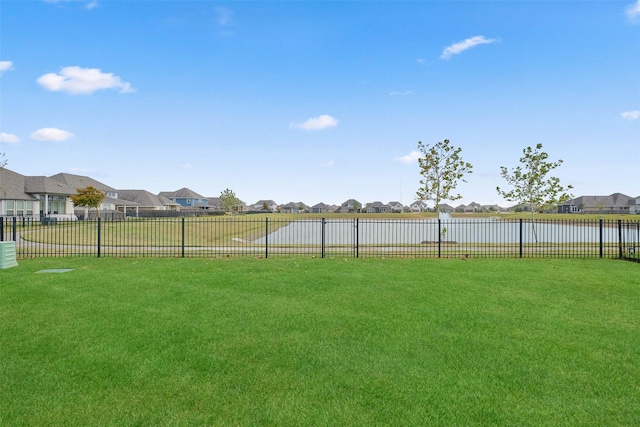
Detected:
left=220, top=188, right=239, bottom=214
left=71, top=186, right=106, bottom=219
left=416, top=139, right=473, bottom=218
left=496, top=143, right=573, bottom=242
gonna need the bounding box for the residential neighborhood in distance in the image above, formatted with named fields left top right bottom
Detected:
left=0, top=168, right=638, bottom=219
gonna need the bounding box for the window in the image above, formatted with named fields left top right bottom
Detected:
left=6, top=200, right=14, bottom=216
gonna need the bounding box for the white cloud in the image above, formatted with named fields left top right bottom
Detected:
left=621, top=110, right=640, bottom=120
left=37, top=66, right=135, bottom=94
left=0, top=132, right=20, bottom=144
left=214, top=6, right=234, bottom=25
left=179, top=162, right=193, bottom=170
left=214, top=6, right=235, bottom=36
left=290, top=115, right=338, bottom=131
left=626, top=0, right=640, bottom=20
left=31, top=127, right=75, bottom=141
left=389, top=90, right=412, bottom=96
left=320, top=160, right=335, bottom=167
left=0, top=61, right=13, bottom=74
left=440, top=36, right=497, bottom=60
left=44, top=0, right=96, bottom=6
left=396, top=151, right=421, bottom=164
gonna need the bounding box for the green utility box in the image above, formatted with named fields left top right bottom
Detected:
left=0, top=241, right=18, bottom=269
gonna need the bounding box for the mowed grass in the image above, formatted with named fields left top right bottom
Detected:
left=1, top=258, right=639, bottom=426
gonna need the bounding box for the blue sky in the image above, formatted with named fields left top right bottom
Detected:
left=1, top=0, right=638, bottom=208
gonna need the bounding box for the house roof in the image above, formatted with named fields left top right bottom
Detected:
left=49, top=172, right=116, bottom=193
left=253, top=200, right=277, bottom=206
left=207, top=197, right=222, bottom=208
left=118, top=190, right=179, bottom=207
left=566, top=193, right=634, bottom=208
left=367, top=201, right=388, bottom=208
left=0, top=168, right=39, bottom=200
left=311, top=202, right=330, bottom=209
left=159, top=187, right=206, bottom=199
left=24, top=176, right=76, bottom=195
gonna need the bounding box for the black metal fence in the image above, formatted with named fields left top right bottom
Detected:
left=1, top=216, right=639, bottom=261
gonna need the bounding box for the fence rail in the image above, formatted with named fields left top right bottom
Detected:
left=1, top=216, right=639, bottom=261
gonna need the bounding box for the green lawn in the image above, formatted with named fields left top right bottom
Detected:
left=1, top=258, right=639, bottom=426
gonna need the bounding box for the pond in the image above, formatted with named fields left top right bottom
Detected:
left=255, top=218, right=636, bottom=245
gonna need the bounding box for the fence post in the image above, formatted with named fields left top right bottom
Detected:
left=97, top=217, right=101, bottom=258
left=181, top=217, right=185, bottom=258
left=265, top=217, right=268, bottom=259
left=599, top=219, right=603, bottom=258
left=519, top=219, right=523, bottom=258
left=321, top=218, right=326, bottom=259
left=355, top=218, right=359, bottom=258
left=13, top=217, right=17, bottom=243
left=0, top=218, right=3, bottom=241
left=618, top=219, right=623, bottom=259
left=438, top=219, right=441, bottom=258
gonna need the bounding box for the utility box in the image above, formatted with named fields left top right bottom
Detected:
left=0, top=241, right=18, bottom=269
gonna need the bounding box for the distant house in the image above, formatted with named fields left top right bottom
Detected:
left=310, top=202, right=331, bottom=214
left=558, top=193, right=635, bottom=214
left=50, top=172, right=120, bottom=213
left=117, top=190, right=180, bottom=215
left=387, top=201, right=404, bottom=213
left=280, top=202, right=307, bottom=213
left=365, top=201, right=389, bottom=213
left=339, top=199, right=362, bottom=213
left=159, top=188, right=208, bottom=208
left=207, top=197, right=222, bottom=211
left=410, top=200, right=428, bottom=212
left=0, top=168, right=76, bottom=219
left=438, top=203, right=454, bottom=213
left=251, top=200, right=278, bottom=211
left=466, top=202, right=483, bottom=213
left=298, top=202, right=310, bottom=213
left=482, top=204, right=502, bottom=212
left=453, top=202, right=482, bottom=213
left=632, top=196, right=640, bottom=214
left=50, top=172, right=118, bottom=200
